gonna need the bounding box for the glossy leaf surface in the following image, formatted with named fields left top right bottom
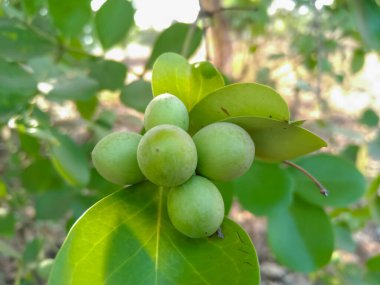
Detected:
left=48, top=182, right=260, bottom=285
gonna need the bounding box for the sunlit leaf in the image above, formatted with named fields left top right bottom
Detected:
left=268, top=196, right=334, bottom=272
left=152, top=53, right=224, bottom=110
left=48, top=182, right=260, bottom=285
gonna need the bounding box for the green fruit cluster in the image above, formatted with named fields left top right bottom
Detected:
left=92, top=93, right=255, bottom=239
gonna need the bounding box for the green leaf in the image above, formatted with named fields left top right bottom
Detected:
left=349, top=0, right=380, bottom=51
left=366, top=254, right=380, bottom=272
left=290, top=154, right=366, bottom=207
left=88, top=59, right=127, bottom=90
left=351, top=48, right=365, bottom=73
left=152, top=53, right=224, bottom=110
left=359, top=108, right=379, bottom=127
left=48, top=0, right=91, bottom=37
left=220, top=116, right=326, bottom=161
left=0, top=211, right=15, bottom=236
left=23, top=238, right=43, bottom=265
left=120, top=80, right=153, bottom=112
left=189, top=83, right=290, bottom=133
left=47, top=75, right=99, bottom=101
left=95, top=0, right=135, bottom=49
left=48, top=182, right=260, bottom=285
left=0, top=18, right=54, bottom=61
left=0, top=178, right=7, bottom=197
left=0, top=59, right=37, bottom=122
left=333, top=222, right=356, bottom=252
left=49, top=132, right=90, bottom=187
left=75, top=96, right=99, bottom=120
left=22, top=0, right=45, bottom=16
left=146, top=23, right=202, bottom=68
left=35, top=189, right=74, bottom=220
left=235, top=161, right=293, bottom=216
left=268, top=196, right=333, bottom=272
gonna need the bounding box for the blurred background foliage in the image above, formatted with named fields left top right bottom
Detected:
left=0, top=0, right=379, bottom=284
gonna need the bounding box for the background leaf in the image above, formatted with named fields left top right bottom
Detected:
left=351, top=48, right=365, bottom=73
left=189, top=83, right=290, bottom=133
left=48, top=182, right=260, bottom=285
left=48, top=0, right=91, bottom=37
left=235, top=161, right=294, bottom=216
left=49, top=132, right=90, bottom=187
left=95, top=0, right=135, bottom=49
left=268, top=196, right=334, bottom=272
left=88, top=59, right=127, bottom=90
left=152, top=53, right=224, bottom=110
left=290, top=154, right=366, bottom=207
left=359, top=108, right=379, bottom=127
left=146, top=23, right=202, bottom=68
left=120, top=80, right=153, bottom=112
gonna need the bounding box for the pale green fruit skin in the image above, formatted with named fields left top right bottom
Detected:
left=193, top=122, right=255, bottom=181
left=92, top=132, right=145, bottom=185
left=137, top=125, right=197, bottom=187
left=144, top=93, right=189, bottom=131
left=167, top=176, right=225, bottom=238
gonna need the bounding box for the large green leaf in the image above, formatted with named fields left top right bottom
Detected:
left=189, top=84, right=290, bottom=133
left=0, top=18, right=54, bottom=61
left=152, top=53, right=224, bottom=110
left=49, top=132, right=90, bottom=187
left=218, top=116, right=326, bottom=161
left=48, top=0, right=91, bottom=37
left=146, top=23, right=202, bottom=68
left=120, top=80, right=153, bottom=112
left=268, top=196, right=334, bottom=272
left=290, top=154, right=366, bottom=207
left=48, top=182, right=260, bottom=285
left=235, top=161, right=293, bottom=216
left=95, top=0, right=135, bottom=49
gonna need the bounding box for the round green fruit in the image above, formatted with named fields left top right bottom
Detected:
left=144, top=93, right=189, bottom=131
left=91, top=132, right=145, bottom=185
left=193, top=122, right=255, bottom=181
left=167, top=176, right=225, bottom=238
left=137, top=124, right=197, bottom=187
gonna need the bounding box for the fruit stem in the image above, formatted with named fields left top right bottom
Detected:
left=283, top=160, right=329, bottom=197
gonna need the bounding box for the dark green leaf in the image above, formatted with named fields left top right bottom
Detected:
left=48, top=0, right=91, bottom=37
left=0, top=178, right=7, bottom=197
left=268, top=196, right=334, bottom=272
left=147, top=23, right=202, bottom=68
left=359, top=108, right=379, bottom=127
left=235, top=161, right=293, bottom=216
left=212, top=180, right=234, bottom=215
left=35, top=189, right=74, bottom=220
left=351, top=48, right=365, bottom=73
left=95, top=0, right=135, bottom=49
left=221, top=116, right=326, bottom=161
left=23, top=238, right=43, bottom=265
left=120, top=80, right=153, bottom=112
left=49, top=132, right=90, bottom=187
left=88, top=60, right=127, bottom=90
left=0, top=18, right=54, bottom=61
left=47, top=75, right=99, bottom=101
left=290, top=154, right=366, bottom=207
left=341, top=144, right=360, bottom=163
left=0, top=211, right=15, bottom=237
left=48, top=182, right=260, bottom=285
left=0, top=59, right=37, bottom=122
left=189, top=83, right=290, bottom=133
left=22, top=0, right=45, bottom=16
left=75, top=96, right=98, bottom=120
left=152, top=53, right=224, bottom=110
